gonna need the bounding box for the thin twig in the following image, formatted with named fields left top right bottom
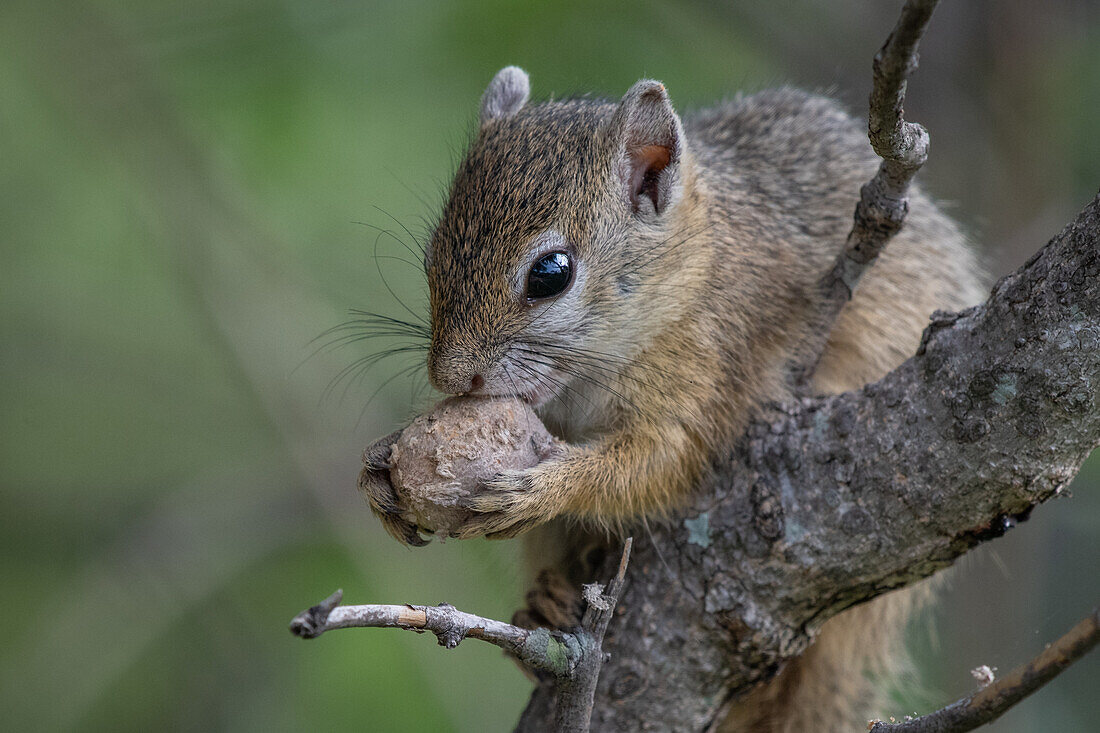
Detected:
left=289, top=588, right=582, bottom=677
left=291, top=538, right=634, bottom=733
left=868, top=607, right=1099, bottom=733
left=557, top=538, right=634, bottom=732
left=793, top=0, right=940, bottom=386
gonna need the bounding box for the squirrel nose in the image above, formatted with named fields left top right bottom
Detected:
left=427, top=347, right=487, bottom=395
left=430, top=370, right=484, bottom=395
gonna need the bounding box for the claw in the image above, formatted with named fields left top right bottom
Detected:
left=362, top=429, right=401, bottom=471
left=512, top=568, right=582, bottom=630
left=383, top=513, right=431, bottom=547
left=358, top=430, right=431, bottom=547
left=451, top=467, right=551, bottom=539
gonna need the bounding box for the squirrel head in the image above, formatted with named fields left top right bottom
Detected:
left=426, top=67, right=700, bottom=407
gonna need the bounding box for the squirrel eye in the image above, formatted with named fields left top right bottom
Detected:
left=526, top=251, right=574, bottom=302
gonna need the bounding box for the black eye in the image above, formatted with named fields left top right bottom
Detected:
left=526, top=251, right=574, bottom=302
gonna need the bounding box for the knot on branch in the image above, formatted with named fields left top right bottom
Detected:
left=428, top=603, right=467, bottom=648
left=851, top=177, right=910, bottom=256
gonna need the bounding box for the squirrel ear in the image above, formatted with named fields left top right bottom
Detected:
left=480, top=66, right=530, bottom=126
left=611, top=80, right=684, bottom=215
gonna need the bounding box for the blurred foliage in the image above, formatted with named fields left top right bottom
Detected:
left=0, top=0, right=1096, bottom=731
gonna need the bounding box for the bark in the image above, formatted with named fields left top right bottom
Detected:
left=518, top=192, right=1100, bottom=731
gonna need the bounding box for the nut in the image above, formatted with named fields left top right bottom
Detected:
left=386, top=396, right=560, bottom=536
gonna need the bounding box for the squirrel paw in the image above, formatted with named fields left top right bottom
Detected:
left=511, top=568, right=583, bottom=631
left=454, top=468, right=552, bottom=539
left=358, top=430, right=431, bottom=547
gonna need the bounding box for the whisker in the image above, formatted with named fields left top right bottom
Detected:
left=516, top=342, right=666, bottom=394
left=371, top=204, right=429, bottom=260
left=346, top=309, right=430, bottom=334
left=513, top=341, right=712, bottom=424
left=382, top=164, right=437, bottom=212
left=500, top=363, right=523, bottom=403
left=372, top=230, right=430, bottom=328
left=295, top=320, right=426, bottom=378
left=356, top=361, right=426, bottom=429
left=354, top=212, right=425, bottom=263
left=509, top=359, right=598, bottom=418
left=372, top=253, right=425, bottom=272
left=322, top=344, right=428, bottom=405
left=501, top=363, right=543, bottom=437
left=511, top=348, right=642, bottom=414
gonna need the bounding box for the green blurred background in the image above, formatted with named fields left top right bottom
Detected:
left=1, top=0, right=1097, bottom=730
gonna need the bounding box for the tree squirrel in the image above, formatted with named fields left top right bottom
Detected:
left=361, top=67, right=985, bottom=731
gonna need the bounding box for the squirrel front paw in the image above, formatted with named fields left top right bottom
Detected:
left=358, top=430, right=431, bottom=547
left=453, top=466, right=561, bottom=540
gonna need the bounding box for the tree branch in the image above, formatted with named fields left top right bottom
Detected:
left=794, top=0, right=939, bottom=385
left=291, top=540, right=634, bottom=731
left=869, top=607, right=1099, bottom=732
left=288, top=588, right=585, bottom=675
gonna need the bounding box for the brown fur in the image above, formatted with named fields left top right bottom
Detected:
left=416, top=73, right=986, bottom=730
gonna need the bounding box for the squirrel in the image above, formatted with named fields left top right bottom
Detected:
left=359, top=66, right=986, bottom=731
